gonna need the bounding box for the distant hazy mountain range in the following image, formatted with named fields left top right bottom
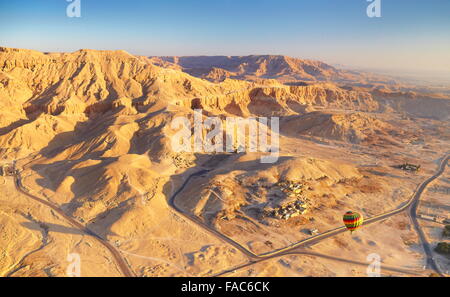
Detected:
left=146, top=55, right=393, bottom=85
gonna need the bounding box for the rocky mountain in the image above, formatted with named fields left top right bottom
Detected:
left=2, top=47, right=447, bottom=159
left=1, top=47, right=448, bottom=276
left=0, top=47, right=385, bottom=223
left=281, top=111, right=411, bottom=145
left=0, top=46, right=444, bottom=216
left=147, top=55, right=351, bottom=82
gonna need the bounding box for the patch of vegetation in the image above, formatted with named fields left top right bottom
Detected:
left=396, top=163, right=421, bottom=172
left=434, top=242, right=450, bottom=255
left=443, top=225, right=450, bottom=237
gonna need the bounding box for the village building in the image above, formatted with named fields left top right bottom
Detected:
left=0, top=164, right=15, bottom=176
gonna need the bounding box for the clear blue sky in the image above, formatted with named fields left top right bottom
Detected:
left=1, top=0, right=449, bottom=72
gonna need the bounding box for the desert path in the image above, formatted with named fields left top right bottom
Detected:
left=170, top=153, right=449, bottom=276
left=409, top=154, right=449, bottom=276
left=213, top=250, right=425, bottom=277
left=12, top=168, right=135, bottom=277
left=9, top=152, right=449, bottom=277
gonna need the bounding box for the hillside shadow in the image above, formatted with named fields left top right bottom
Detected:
left=21, top=221, right=85, bottom=236
left=365, top=170, right=409, bottom=180
left=0, top=105, right=47, bottom=137
left=128, top=108, right=167, bottom=156
left=30, top=109, right=122, bottom=194
left=162, top=152, right=293, bottom=225
left=26, top=108, right=133, bottom=236
left=247, top=89, right=287, bottom=116
left=0, top=119, right=34, bottom=137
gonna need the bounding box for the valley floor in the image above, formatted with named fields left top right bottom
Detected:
left=2, top=109, right=448, bottom=277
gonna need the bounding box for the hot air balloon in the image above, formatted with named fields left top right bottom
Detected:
left=343, top=211, right=364, bottom=233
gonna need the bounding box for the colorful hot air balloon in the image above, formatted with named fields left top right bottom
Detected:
left=343, top=211, right=364, bottom=233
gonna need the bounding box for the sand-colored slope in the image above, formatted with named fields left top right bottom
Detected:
left=373, top=89, right=450, bottom=120
left=281, top=111, right=407, bottom=144
left=150, top=55, right=357, bottom=83
left=1, top=47, right=383, bottom=159
left=1, top=47, right=449, bottom=276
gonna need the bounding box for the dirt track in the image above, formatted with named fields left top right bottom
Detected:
left=170, top=154, right=449, bottom=276
left=13, top=170, right=135, bottom=277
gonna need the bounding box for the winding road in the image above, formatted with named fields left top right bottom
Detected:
left=169, top=153, right=449, bottom=276
left=9, top=152, right=448, bottom=277
left=214, top=250, right=424, bottom=277
left=409, top=155, right=449, bottom=276
left=12, top=168, right=135, bottom=277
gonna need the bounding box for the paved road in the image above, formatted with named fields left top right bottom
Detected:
left=170, top=154, right=449, bottom=275
left=214, top=250, right=424, bottom=277
left=260, top=154, right=449, bottom=260
left=11, top=152, right=448, bottom=277
left=13, top=171, right=135, bottom=277
left=169, top=169, right=259, bottom=260
left=409, top=155, right=449, bottom=276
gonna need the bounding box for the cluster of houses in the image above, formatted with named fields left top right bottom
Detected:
left=0, top=164, right=15, bottom=176
left=270, top=200, right=309, bottom=220
left=278, top=180, right=305, bottom=196
left=420, top=214, right=450, bottom=224
left=398, top=163, right=421, bottom=172
left=264, top=180, right=310, bottom=221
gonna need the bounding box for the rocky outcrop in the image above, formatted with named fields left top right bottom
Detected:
left=372, top=89, right=450, bottom=120
left=289, top=84, right=378, bottom=111
left=150, top=55, right=354, bottom=82
left=280, top=111, right=409, bottom=144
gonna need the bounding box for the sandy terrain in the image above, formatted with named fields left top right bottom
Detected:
left=417, top=167, right=450, bottom=274
left=0, top=175, right=122, bottom=277
left=0, top=47, right=448, bottom=277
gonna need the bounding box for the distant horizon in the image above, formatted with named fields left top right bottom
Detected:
left=2, top=0, right=450, bottom=74
left=4, top=44, right=450, bottom=83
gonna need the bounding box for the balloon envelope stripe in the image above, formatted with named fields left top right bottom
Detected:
left=343, top=211, right=364, bottom=232
left=344, top=217, right=363, bottom=223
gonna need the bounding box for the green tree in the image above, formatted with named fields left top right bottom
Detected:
left=435, top=242, right=450, bottom=255
left=443, top=225, right=450, bottom=237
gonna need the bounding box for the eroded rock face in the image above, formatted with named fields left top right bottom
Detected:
left=0, top=47, right=440, bottom=223
left=1, top=47, right=447, bottom=276
left=0, top=47, right=228, bottom=117
left=0, top=48, right=379, bottom=120
left=0, top=46, right=430, bottom=161
left=176, top=83, right=378, bottom=117
left=280, top=111, right=407, bottom=144
left=148, top=55, right=353, bottom=82
left=372, top=89, right=450, bottom=120
left=288, top=84, right=378, bottom=111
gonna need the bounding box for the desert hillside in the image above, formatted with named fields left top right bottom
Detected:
left=0, top=47, right=449, bottom=277
left=280, top=111, right=411, bottom=145
left=148, top=55, right=367, bottom=83
left=0, top=47, right=388, bottom=157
